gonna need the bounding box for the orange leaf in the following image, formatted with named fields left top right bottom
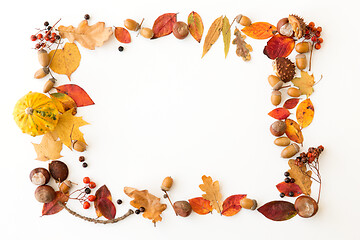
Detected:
left=56, top=84, right=94, bottom=107
left=115, top=27, right=131, bottom=43
left=188, top=197, right=213, bottom=215
left=241, top=22, right=276, bottom=39
left=152, top=13, right=177, bottom=39
left=268, top=107, right=290, bottom=120
left=188, top=11, right=204, bottom=43
left=42, top=191, right=69, bottom=216
left=296, top=99, right=314, bottom=128
left=263, top=35, right=295, bottom=59
left=285, top=119, right=304, bottom=144
left=221, top=194, right=247, bottom=217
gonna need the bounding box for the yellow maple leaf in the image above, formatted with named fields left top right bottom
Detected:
left=32, top=132, right=63, bottom=161
left=291, top=71, right=315, bottom=97
left=58, top=20, right=113, bottom=50
left=199, top=175, right=223, bottom=213
left=49, top=43, right=81, bottom=80
left=53, top=109, right=89, bottom=149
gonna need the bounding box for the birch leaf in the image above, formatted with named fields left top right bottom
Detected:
left=199, top=175, right=223, bottom=213
left=222, top=16, right=231, bottom=58
left=202, top=16, right=223, bottom=58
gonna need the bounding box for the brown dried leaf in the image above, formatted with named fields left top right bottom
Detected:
left=124, top=187, right=167, bottom=224
left=42, top=191, right=69, bottom=216
left=288, top=159, right=312, bottom=195
left=232, top=27, right=252, bottom=61
left=202, top=16, right=223, bottom=58
left=32, top=132, right=63, bottom=161
left=199, top=175, right=223, bottom=213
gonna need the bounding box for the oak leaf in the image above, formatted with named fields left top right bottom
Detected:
left=202, top=16, right=223, bottom=58
left=152, top=13, right=177, bottom=39
left=188, top=197, right=213, bottom=215
left=58, top=20, right=113, bottom=50
left=124, top=187, right=167, bottom=224
left=258, top=201, right=297, bottom=221
left=199, top=175, right=223, bottom=213
left=222, top=16, right=231, bottom=58
left=285, top=119, right=304, bottom=144
left=32, top=132, right=63, bottom=161
left=52, top=109, right=89, bottom=149
left=232, top=28, right=252, bottom=61
left=241, top=22, right=276, bottom=39
left=296, top=99, right=314, bottom=128
left=263, top=35, right=295, bottom=59
left=291, top=71, right=315, bottom=97
left=49, top=42, right=81, bottom=80
left=288, top=159, right=312, bottom=195
left=188, top=11, right=204, bottom=43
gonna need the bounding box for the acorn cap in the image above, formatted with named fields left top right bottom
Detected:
left=288, top=15, right=306, bottom=39
left=273, top=57, right=295, bottom=82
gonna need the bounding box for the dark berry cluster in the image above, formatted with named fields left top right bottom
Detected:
left=30, top=20, right=61, bottom=49
left=295, top=145, right=324, bottom=167
left=304, top=22, right=323, bottom=50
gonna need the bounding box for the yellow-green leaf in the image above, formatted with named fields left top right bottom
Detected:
left=202, top=16, right=223, bottom=58
left=296, top=99, right=314, bottom=128
left=222, top=16, right=231, bottom=58
left=188, top=11, right=204, bottom=43
left=291, top=71, right=315, bottom=97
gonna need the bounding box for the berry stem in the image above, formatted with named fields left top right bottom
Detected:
left=163, top=190, right=177, bottom=216
left=309, top=42, right=314, bottom=71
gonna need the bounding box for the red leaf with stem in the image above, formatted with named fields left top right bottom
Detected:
left=268, top=107, right=290, bottom=120
left=94, top=185, right=113, bottom=218
left=97, top=198, right=116, bottom=220
left=56, top=84, right=95, bottom=107
left=221, top=194, right=247, bottom=216
left=152, top=13, right=177, bottom=39
left=42, top=191, right=69, bottom=216
left=115, top=27, right=131, bottom=43
left=258, top=201, right=297, bottom=221
left=263, top=35, right=295, bottom=59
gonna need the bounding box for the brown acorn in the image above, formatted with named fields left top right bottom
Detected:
left=72, top=140, right=87, bottom=152
left=37, top=49, right=50, bottom=67
left=43, top=78, right=56, bottom=93
left=34, top=67, right=49, bottom=79
left=49, top=160, right=69, bottom=182
left=59, top=180, right=72, bottom=194
left=273, top=57, right=295, bottom=82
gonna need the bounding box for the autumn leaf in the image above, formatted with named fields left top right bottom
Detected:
left=258, top=201, right=297, bottom=221
left=296, top=99, right=314, bottom=128
left=58, top=20, right=113, bottom=50
left=56, top=84, right=94, bottom=107
left=53, top=109, right=89, bottom=149
left=202, top=16, right=223, bottom=58
left=199, top=175, right=223, bottom=213
left=263, top=35, right=295, bottom=59
left=268, top=107, right=290, bottom=120
left=32, top=132, right=63, bottom=161
left=276, top=182, right=303, bottom=197
left=283, top=98, right=300, bottom=109
left=221, top=194, right=247, bottom=217
left=42, top=191, right=69, bottom=216
left=222, top=16, right=231, bottom=58
left=241, top=22, right=276, bottom=39
left=232, top=28, right=252, bottom=61
left=188, top=11, right=204, bottom=43
left=291, top=71, right=315, bottom=97
left=114, top=27, right=131, bottom=43
left=288, top=159, right=312, bottom=195
left=188, top=197, right=213, bottom=215
left=95, top=185, right=113, bottom=218
left=152, top=13, right=177, bottom=39
left=285, top=119, right=304, bottom=144
left=50, top=93, right=77, bottom=114
left=49, top=42, right=81, bottom=80
left=124, top=187, right=167, bottom=224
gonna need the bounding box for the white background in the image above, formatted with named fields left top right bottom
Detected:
left=1, top=0, right=359, bottom=239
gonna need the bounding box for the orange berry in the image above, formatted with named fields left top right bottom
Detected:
left=88, top=195, right=96, bottom=202
left=83, top=177, right=90, bottom=184
left=89, top=182, right=96, bottom=189
left=83, top=201, right=90, bottom=209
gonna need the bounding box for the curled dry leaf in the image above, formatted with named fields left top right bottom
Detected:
left=288, top=159, right=312, bottom=195
left=124, top=187, right=167, bottom=224
left=296, top=99, right=314, bottom=128
left=42, top=191, right=69, bottom=216
left=232, top=27, right=252, bottom=61
left=56, top=84, right=95, bottom=107
left=268, top=107, right=290, bottom=120
left=188, top=11, right=204, bottom=43
left=115, top=27, right=131, bottom=43
left=222, top=16, right=231, bottom=58
left=50, top=93, right=77, bottom=114
left=291, top=71, right=315, bottom=97
left=152, top=13, right=177, bottom=39
left=32, top=132, right=63, bottom=161
left=241, top=22, right=276, bottom=39
left=95, top=185, right=113, bottom=218
left=188, top=197, right=213, bottom=215
left=263, top=35, right=295, bottom=59
left=49, top=42, right=81, bottom=80
left=199, top=175, right=223, bottom=213
left=276, top=182, right=303, bottom=197
left=285, top=119, right=304, bottom=144
left=202, top=16, right=223, bottom=58
left=58, top=20, right=113, bottom=50
left=221, top=194, right=247, bottom=217
left=258, top=201, right=297, bottom=221
left=283, top=98, right=300, bottom=109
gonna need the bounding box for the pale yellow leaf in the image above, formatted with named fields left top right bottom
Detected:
left=32, top=132, right=63, bottom=161
left=199, top=175, right=223, bottom=213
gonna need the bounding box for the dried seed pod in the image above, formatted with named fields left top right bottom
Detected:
left=34, top=67, right=49, bottom=79
left=273, top=57, right=295, bottom=82
left=287, top=87, right=301, bottom=97
left=236, top=14, right=251, bottom=26
left=281, top=143, right=300, bottom=158
left=124, top=19, right=140, bottom=31
left=72, top=140, right=87, bottom=152
left=294, top=195, right=318, bottom=218
left=59, top=180, right=72, bottom=194
left=49, top=160, right=69, bottom=182
left=271, top=90, right=282, bottom=106
left=161, top=176, right=173, bottom=191
left=35, top=185, right=56, bottom=203
left=295, top=54, right=307, bottom=70
left=140, top=28, right=154, bottom=39
left=29, top=168, right=50, bottom=185
left=274, top=137, right=290, bottom=146
left=37, top=49, right=50, bottom=67
left=240, top=198, right=257, bottom=210
left=268, top=75, right=284, bottom=90
left=295, top=42, right=310, bottom=53
left=270, top=120, right=286, bottom=136
left=173, top=201, right=192, bottom=217
left=43, top=78, right=56, bottom=93
left=288, top=15, right=306, bottom=39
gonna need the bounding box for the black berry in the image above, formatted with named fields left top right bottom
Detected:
left=47, top=26, right=52, bottom=30
left=117, top=199, right=123, bottom=205
left=118, top=46, right=124, bottom=52
left=163, top=194, right=168, bottom=198
left=139, top=207, right=145, bottom=212
left=84, top=14, right=90, bottom=20
left=280, top=193, right=285, bottom=198
left=289, top=192, right=294, bottom=197
left=284, top=177, right=291, bottom=183
left=79, top=156, right=85, bottom=162
left=85, top=188, right=91, bottom=194
left=44, top=21, right=49, bottom=27
left=82, top=162, right=88, bottom=168
left=290, top=178, right=295, bottom=183
left=284, top=171, right=290, bottom=177
left=135, top=209, right=141, bottom=214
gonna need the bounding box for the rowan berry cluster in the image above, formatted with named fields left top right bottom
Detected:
left=30, top=20, right=61, bottom=49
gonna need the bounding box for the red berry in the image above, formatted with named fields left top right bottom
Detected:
left=50, top=38, right=56, bottom=43
left=317, top=38, right=323, bottom=43
left=44, top=36, right=50, bottom=41
left=316, top=26, right=322, bottom=32
left=88, top=195, right=96, bottom=202
left=89, top=182, right=96, bottom=189
left=83, top=201, right=90, bottom=209
left=311, top=36, right=317, bottom=42
left=308, top=22, right=315, bottom=28
left=30, top=35, right=37, bottom=41
left=35, top=43, right=41, bottom=49
left=51, top=32, right=56, bottom=37
left=315, top=31, right=321, bottom=37
left=315, top=43, right=321, bottom=50
left=83, top=177, right=90, bottom=184
left=37, top=33, right=43, bottom=39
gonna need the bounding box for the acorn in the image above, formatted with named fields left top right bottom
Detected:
left=29, top=168, right=50, bottom=185
left=295, top=54, right=307, bottom=70
left=288, top=15, right=306, bottom=39
left=295, top=42, right=310, bottom=53
left=37, top=49, right=50, bottom=67
left=281, top=143, right=300, bottom=158
left=43, top=78, right=56, bottom=93
left=124, top=19, right=140, bottom=31
left=72, top=140, right=87, bottom=152
left=270, top=120, right=286, bottom=137
left=140, top=28, right=154, bottom=39
left=294, top=195, right=318, bottom=218
left=161, top=176, right=173, bottom=191
left=273, top=57, right=295, bottom=82
left=235, top=14, right=251, bottom=26
left=59, top=180, right=72, bottom=194
left=287, top=87, right=301, bottom=97
left=49, top=160, right=69, bottom=182
left=268, top=75, right=284, bottom=90
left=173, top=201, right=192, bottom=217
left=35, top=185, right=56, bottom=203
left=274, top=137, right=290, bottom=146
left=34, top=67, right=49, bottom=79
left=240, top=198, right=257, bottom=210
left=271, top=90, right=281, bottom=106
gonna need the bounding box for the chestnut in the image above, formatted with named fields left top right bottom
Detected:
left=49, top=160, right=69, bottom=182
left=270, top=120, right=286, bottom=137
left=294, top=195, right=318, bottom=218
left=173, top=200, right=192, bottom=217
left=173, top=21, right=189, bottom=39
left=277, top=18, right=293, bottom=37
left=35, top=185, right=56, bottom=203
left=29, top=167, right=50, bottom=185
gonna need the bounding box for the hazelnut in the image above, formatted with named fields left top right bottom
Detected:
left=294, top=196, right=318, bottom=218
left=277, top=18, right=293, bottom=37
left=161, top=176, right=173, bottom=191
left=72, top=140, right=87, bottom=152
left=30, top=168, right=51, bottom=185
left=240, top=198, right=257, bottom=210
left=49, top=160, right=69, bottom=182
left=173, top=21, right=189, bottom=39
left=35, top=185, right=56, bottom=203
left=270, top=120, right=286, bottom=137
left=173, top=201, right=192, bottom=217
left=59, top=180, right=72, bottom=194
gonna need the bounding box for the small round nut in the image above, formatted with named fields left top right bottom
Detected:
left=161, top=176, right=173, bottom=191
left=296, top=54, right=307, bottom=70
left=30, top=168, right=51, bottom=185
left=294, top=195, right=318, bottom=218
left=173, top=21, right=189, bottom=39
left=140, top=28, right=154, bottom=39
left=173, top=201, right=192, bottom=217
left=240, top=198, right=257, bottom=210
left=35, top=185, right=56, bottom=203
left=281, top=143, right=300, bottom=158
left=295, top=42, right=310, bottom=53
left=270, top=120, right=286, bottom=137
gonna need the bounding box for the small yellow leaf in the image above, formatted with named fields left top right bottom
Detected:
left=49, top=43, right=81, bottom=80
left=32, top=132, right=63, bottom=161
left=222, top=16, right=231, bottom=58
left=199, top=175, right=223, bottom=213
left=291, top=71, right=315, bottom=97
left=202, top=16, right=223, bottom=58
